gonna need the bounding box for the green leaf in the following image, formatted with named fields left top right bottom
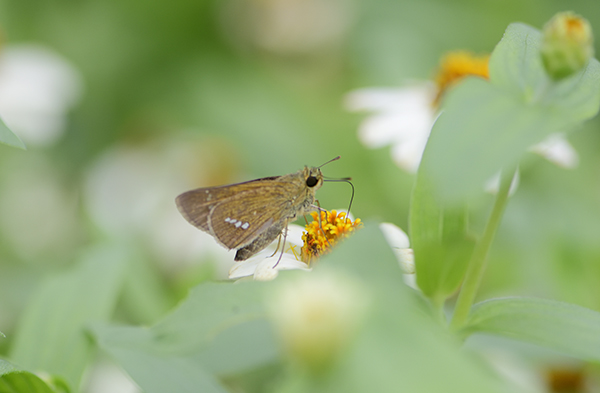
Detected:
left=463, top=297, right=600, bottom=361
left=489, top=23, right=547, bottom=98
left=92, top=281, right=278, bottom=393
left=9, top=245, right=130, bottom=390
left=422, top=78, right=561, bottom=202
left=275, top=225, right=525, bottom=393
left=92, top=325, right=228, bottom=393
left=0, top=116, right=25, bottom=150
left=490, top=23, right=600, bottom=122
left=422, top=22, right=600, bottom=202
left=409, top=174, right=473, bottom=301
left=0, top=359, right=61, bottom=393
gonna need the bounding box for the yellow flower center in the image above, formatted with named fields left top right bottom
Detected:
left=301, top=210, right=362, bottom=264
left=433, top=51, right=490, bottom=106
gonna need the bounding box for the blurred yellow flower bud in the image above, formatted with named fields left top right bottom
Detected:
left=268, top=271, right=367, bottom=373
left=541, top=12, right=594, bottom=80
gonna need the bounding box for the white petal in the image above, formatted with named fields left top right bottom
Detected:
left=254, top=259, right=280, bottom=281
left=229, top=258, right=264, bottom=279
left=229, top=251, right=310, bottom=280
left=345, top=84, right=436, bottom=113
left=273, top=256, right=311, bottom=272
left=379, top=222, right=410, bottom=248
left=379, top=223, right=414, bottom=273
left=358, top=107, right=434, bottom=149
left=529, top=134, right=579, bottom=169
left=484, top=170, right=520, bottom=196
left=358, top=113, right=407, bottom=148
left=285, top=224, right=306, bottom=248
left=390, top=132, right=430, bottom=174
left=396, top=249, right=415, bottom=274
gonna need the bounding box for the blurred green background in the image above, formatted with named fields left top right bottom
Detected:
left=1, top=0, right=600, bottom=391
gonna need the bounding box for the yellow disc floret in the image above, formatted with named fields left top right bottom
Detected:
left=301, top=210, right=362, bottom=264
left=433, top=51, right=490, bottom=106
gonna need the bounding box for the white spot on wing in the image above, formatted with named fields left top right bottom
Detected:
left=225, top=217, right=232, bottom=223
left=235, top=221, right=242, bottom=228
left=241, top=222, right=249, bottom=229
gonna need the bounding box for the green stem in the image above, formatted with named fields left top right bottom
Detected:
left=449, top=168, right=515, bottom=331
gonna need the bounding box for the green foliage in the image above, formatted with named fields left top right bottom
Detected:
left=422, top=23, right=600, bottom=202
left=8, top=245, right=130, bottom=390
left=410, top=22, right=600, bottom=307
left=463, top=297, right=600, bottom=362
left=92, top=226, right=524, bottom=393
left=0, top=117, right=24, bottom=150
left=92, top=281, right=277, bottom=393
left=0, top=359, right=65, bottom=393
left=289, top=225, right=515, bottom=393
left=2, top=2, right=600, bottom=392
left=409, top=175, right=473, bottom=301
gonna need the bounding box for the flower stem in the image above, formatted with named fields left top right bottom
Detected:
left=449, top=168, right=515, bottom=331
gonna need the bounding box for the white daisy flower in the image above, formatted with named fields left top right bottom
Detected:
left=346, top=51, right=579, bottom=175
left=345, top=84, right=436, bottom=173
left=0, top=44, right=83, bottom=147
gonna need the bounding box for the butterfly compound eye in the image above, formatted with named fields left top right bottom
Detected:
left=306, top=176, right=318, bottom=187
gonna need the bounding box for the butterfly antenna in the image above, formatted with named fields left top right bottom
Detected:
left=318, top=156, right=341, bottom=168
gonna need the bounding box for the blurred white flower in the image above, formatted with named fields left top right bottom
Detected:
left=84, top=138, right=235, bottom=277
left=346, top=84, right=437, bottom=173
left=268, top=270, right=367, bottom=372
left=220, top=0, right=353, bottom=56
left=346, top=51, right=580, bottom=175
left=229, top=224, right=310, bottom=281
left=0, top=44, right=83, bottom=146
left=528, top=133, right=578, bottom=169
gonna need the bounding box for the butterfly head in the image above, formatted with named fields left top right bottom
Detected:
left=303, top=166, right=324, bottom=191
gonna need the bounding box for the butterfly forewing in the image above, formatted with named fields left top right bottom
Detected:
left=176, top=176, right=298, bottom=250
left=209, top=189, right=289, bottom=249
left=175, top=176, right=281, bottom=232
left=175, top=191, right=212, bottom=232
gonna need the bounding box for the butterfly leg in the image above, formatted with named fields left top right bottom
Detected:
left=268, top=233, right=283, bottom=258
left=309, top=203, right=327, bottom=212
left=273, top=223, right=289, bottom=268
